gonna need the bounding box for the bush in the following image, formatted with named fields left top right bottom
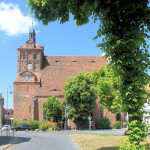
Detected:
left=27, top=120, right=39, bottom=130
left=12, top=120, right=19, bottom=127
left=12, top=120, right=27, bottom=127
left=39, top=123, right=48, bottom=131
left=95, top=118, right=110, bottom=129
left=115, top=121, right=121, bottom=129
left=18, top=121, right=27, bottom=125
left=39, top=120, right=48, bottom=125
left=53, top=125, right=57, bottom=131
left=119, top=137, right=148, bottom=150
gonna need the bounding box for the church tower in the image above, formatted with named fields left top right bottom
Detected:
left=14, top=27, right=43, bottom=121
left=17, top=27, right=44, bottom=74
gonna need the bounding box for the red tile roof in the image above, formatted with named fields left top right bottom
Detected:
left=35, top=56, right=107, bottom=97
left=18, top=43, right=43, bottom=50
left=3, top=108, right=13, bottom=118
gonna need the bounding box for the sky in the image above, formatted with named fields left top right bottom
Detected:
left=0, top=1, right=103, bottom=109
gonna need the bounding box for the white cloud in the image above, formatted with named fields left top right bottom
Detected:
left=0, top=2, right=37, bottom=36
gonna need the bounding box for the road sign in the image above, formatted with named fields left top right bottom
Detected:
left=88, top=115, right=92, bottom=121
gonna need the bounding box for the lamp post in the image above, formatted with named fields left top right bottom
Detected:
left=6, top=85, right=13, bottom=136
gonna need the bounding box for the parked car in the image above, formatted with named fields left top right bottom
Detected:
left=2, top=125, right=11, bottom=131
left=11, top=124, right=31, bottom=131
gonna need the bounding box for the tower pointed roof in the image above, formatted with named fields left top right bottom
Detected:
left=29, top=22, right=36, bottom=43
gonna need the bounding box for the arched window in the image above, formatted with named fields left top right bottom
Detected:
left=23, top=54, right=25, bottom=60
left=34, top=54, right=37, bottom=59
left=100, top=106, right=104, bottom=119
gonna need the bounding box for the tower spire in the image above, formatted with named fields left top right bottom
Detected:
left=29, top=22, right=36, bottom=43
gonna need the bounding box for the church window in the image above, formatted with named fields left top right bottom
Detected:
left=27, top=86, right=29, bottom=92
left=28, top=76, right=33, bottom=81
left=29, top=106, right=31, bottom=113
left=21, top=76, right=26, bottom=81
left=34, top=54, right=37, bottom=59
left=23, top=54, right=25, bottom=60
left=100, top=106, right=104, bottom=119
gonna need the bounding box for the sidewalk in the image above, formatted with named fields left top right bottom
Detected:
left=0, top=136, right=18, bottom=150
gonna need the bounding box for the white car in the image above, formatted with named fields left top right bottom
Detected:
left=1, top=125, right=11, bottom=131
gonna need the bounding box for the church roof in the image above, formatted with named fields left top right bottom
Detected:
left=35, top=56, right=107, bottom=97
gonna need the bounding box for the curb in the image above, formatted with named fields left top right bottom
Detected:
left=70, top=134, right=83, bottom=150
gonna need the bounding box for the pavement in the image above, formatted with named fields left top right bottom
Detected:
left=0, top=128, right=128, bottom=150
left=0, top=135, right=19, bottom=150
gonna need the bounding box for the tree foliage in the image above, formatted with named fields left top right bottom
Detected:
left=63, top=71, right=97, bottom=126
left=44, top=96, right=64, bottom=122
left=91, top=66, right=122, bottom=113
left=27, top=0, right=150, bottom=147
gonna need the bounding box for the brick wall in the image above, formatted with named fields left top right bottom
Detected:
left=13, top=82, right=40, bottom=121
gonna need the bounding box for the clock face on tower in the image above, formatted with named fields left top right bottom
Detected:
left=27, top=64, right=33, bottom=70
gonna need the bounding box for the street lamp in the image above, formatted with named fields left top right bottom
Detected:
left=6, top=85, right=13, bottom=136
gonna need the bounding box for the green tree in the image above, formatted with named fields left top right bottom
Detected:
left=64, top=71, right=97, bottom=127
left=26, top=0, right=150, bottom=147
left=44, top=96, right=64, bottom=122
left=91, top=66, right=122, bottom=114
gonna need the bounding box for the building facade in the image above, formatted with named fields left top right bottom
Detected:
left=14, top=29, right=126, bottom=128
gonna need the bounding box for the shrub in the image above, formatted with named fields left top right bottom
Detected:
left=95, top=118, right=110, bottom=129
left=123, top=122, right=127, bottom=128
left=27, top=120, right=39, bottom=130
left=115, top=121, right=121, bottom=129
left=54, top=125, right=57, bottom=131
left=39, top=123, right=48, bottom=131
left=18, top=121, right=27, bottom=125
left=39, top=120, right=48, bottom=125
left=119, top=137, right=148, bottom=150
left=12, top=120, right=19, bottom=127
left=12, top=120, right=27, bottom=127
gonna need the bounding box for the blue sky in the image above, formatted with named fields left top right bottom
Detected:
left=0, top=1, right=103, bottom=109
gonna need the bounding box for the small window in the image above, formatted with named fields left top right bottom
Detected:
left=90, top=61, right=95, bottom=63
left=21, top=76, right=26, bottom=81
left=23, top=54, right=25, bottom=60
left=50, top=89, right=60, bottom=92
left=28, top=76, right=33, bottom=81
left=72, top=61, right=78, bottom=63
left=34, top=54, right=37, bottom=59
left=55, top=60, right=59, bottom=63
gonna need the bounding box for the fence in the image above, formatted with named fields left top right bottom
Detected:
left=0, top=129, right=14, bottom=139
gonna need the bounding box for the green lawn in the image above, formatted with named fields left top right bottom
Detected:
left=71, top=134, right=150, bottom=150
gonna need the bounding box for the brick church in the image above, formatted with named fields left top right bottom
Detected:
left=14, top=28, right=126, bottom=128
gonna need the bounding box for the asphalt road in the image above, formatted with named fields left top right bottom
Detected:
left=4, top=129, right=127, bottom=150
left=8, top=131, right=79, bottom=150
